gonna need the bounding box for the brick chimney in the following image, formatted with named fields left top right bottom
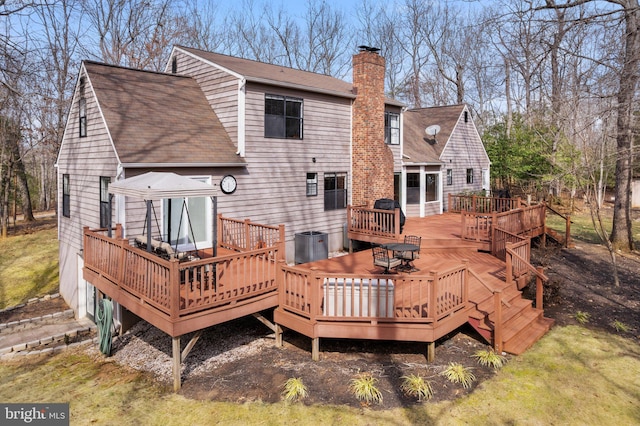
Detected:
left=351, top=47, right=394, bottom=207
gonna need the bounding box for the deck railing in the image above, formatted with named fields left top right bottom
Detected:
left=279, top=262, right=469, bottom=325
left=346, top=205, right=402, bottom=245
left=218, top=215, right=285, bottom=252
left=84, top=223, right=282, bottom=320
left=461, top=203, right=546, bottom=246
left=449, top=194, right=523, bottom=213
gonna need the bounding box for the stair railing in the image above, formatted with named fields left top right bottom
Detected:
left=468, top=268, right=511, bottom=353
left=545, top=204, right=572, bottom=248
left=506, top=243, right=548, bottom=310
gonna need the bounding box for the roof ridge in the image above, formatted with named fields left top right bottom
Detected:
left=82, top=60, right=190, bottom=79
left=175, top=45, right=347, bottom=81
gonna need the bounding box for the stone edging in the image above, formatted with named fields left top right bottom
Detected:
left=0, top=293, right=61, bottom=315
left=0, top=327, right=98, bottom=358
left=0, top=309, right=75, bottom=331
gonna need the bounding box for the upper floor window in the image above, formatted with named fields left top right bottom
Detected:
left=100, top=177, right=111, bottom=228
left=324, top=172, right=347, bottom=210
left=466, top=168, right=474, bottom=184
left=385, top=112, right=400, bottom=145
left=446, top=169, right=453, bottom=185
left=265, top=94, right=303, bottom=139
left=79, top=78, right=87, bottom=137
left=62, top=174, right=70, bottom=218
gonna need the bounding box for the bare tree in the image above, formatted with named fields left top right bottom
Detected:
left=540, top=0, right=639, bottom=252
left=80, top=0, right=183, bottom=71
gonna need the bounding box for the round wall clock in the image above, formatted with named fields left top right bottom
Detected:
left=220, top=175, right=237, bottom=194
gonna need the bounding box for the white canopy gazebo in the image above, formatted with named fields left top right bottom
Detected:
left=108, top=171, right=218, bottom=256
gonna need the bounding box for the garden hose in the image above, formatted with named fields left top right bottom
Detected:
left=96, top=298, right=113, bottom=356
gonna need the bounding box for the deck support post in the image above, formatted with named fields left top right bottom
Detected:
left=172, top=336, right=181, bottom=392
left=427, top=342, right=435, bottom=362
left=536, top=267, right=544, bottom=310
left=274, top=324, right=283, bottom=347
left=311, top=337, right=319, bottom=361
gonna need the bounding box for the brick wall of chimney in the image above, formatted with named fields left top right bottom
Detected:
left=351, top=50, right=394, bottom=207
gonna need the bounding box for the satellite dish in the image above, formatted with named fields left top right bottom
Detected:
left=425, top=125, right=441, bottom=136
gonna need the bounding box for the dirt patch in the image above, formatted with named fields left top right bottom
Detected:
left=0, top=297, right=69, bottom=323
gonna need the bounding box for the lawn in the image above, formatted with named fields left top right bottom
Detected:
left=0, top=325, right=638, bottom=425
left=0, top=226, right=59, bottom=309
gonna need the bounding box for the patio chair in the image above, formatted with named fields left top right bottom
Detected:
left=396, top=235, right=421, bottom=261
left=372, top=246, right=402, bottom=274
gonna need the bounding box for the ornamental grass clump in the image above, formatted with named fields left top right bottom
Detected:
left=400, top=374, right=433, bottom=401
left=349, top=373, right=383, bottom=405
left=472, top=349, right=507, bottom=369
left=282, top=377, right=308, bottom=403
left=574, top=311, right=591, bottom=325
left=611, top=320, right=630, bottom=333
left=441, top=363, right=476, bottom=389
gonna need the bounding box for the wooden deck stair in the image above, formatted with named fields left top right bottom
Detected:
left=545, top=227, right=564, bottom=244
left=467, top=271, right=554, bottom=355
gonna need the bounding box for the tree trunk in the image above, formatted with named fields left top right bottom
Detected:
left=610, top=1, right=639, bottom=251
left=8, top=132, right=34, bottom=221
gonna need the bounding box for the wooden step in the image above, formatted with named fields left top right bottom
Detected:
left=501, top=308, right=543, bottom=343
left=473, top=285, right=522, bottom=313
left=503, top=316, right=555, bottom=355
left=471, top=297, right=533, bottom=331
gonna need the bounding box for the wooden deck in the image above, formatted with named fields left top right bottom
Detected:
left=276, top=206, right=554, bottom=361
left=84, top=199, right=556, bottom=390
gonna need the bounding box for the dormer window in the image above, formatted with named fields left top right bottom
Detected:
left=264, top=94, right=303, bottom=139
left=385, top=112, right=400, bottom=145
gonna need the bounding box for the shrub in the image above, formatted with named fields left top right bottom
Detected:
left=441, top=363, right=476, bottom=389
left=574, top=311, right=591, bottom=325
left=472, top=349, right=507, bottom=369
left=349, top=373, right=383, bottom=405
left=400, top=374, right=433, bottom=401
left=282, top=377, right=308, bottom=403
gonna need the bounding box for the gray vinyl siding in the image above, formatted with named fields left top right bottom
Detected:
left=439, top=110, right=490, bottom=211
left=176, top=51, right=355, bottom=258
left=230, top=83, right=352, bottom=259
left=56, top=68, right=119, bottom=312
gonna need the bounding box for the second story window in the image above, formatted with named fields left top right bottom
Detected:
left=447, top=169, right=453, bottom=185
left=79, top=77, right=87, bottom=137
left=62, top=174, right=70, bottom=218
left=265, top=94, right=303, bottom=139
left=385, top=112, right=400, bottom=145
left=467, top=168, right=474, bottom=184
left=100, top=177, right=111, bottom=228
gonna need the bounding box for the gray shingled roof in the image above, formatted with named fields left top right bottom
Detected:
left=84, top=61, right=244, bottom=166
left=402, top=104, right=466, bottom=164
left=177, top=46, right=355, bottom=98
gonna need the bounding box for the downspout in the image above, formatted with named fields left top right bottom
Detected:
left=237, top=78, right=246, bottom=157
left=399, top=107, right=407, bottom=213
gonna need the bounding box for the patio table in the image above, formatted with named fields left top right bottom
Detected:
left=381, top=243, right=419, bottom=272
